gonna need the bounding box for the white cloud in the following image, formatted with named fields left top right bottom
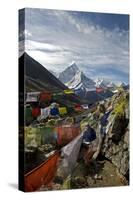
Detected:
left=25, top=40, right=64, bottom=52
left=20, top=9, right=129, bottom=82
left=26, top=49, right=70, bottom=72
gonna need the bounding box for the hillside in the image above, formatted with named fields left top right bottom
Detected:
left=19, top=53, right=85, bottom=105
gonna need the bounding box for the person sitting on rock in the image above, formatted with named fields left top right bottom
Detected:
left=82, top=123, right=97, bottom=165
left=82, top=123, right=96, bottom=145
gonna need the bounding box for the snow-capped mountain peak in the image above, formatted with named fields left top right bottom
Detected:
left=95, top=78, right=116, bottom=88
left=66, top=70, right=96, bottom=92
left=116, top=82, right=126, bottom=87
left=67, top=62, right=80, bottom=73
left=69, top=61, right=77, bottom=67
left=95, top=78, right=105, bottom=88
left=58, top=62, right=80, bottom=84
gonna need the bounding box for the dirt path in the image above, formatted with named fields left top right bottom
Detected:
left=70, top=159, right=127, bottom=189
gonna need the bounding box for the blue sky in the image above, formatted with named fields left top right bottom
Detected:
left=19, top=8, right=129, bottom=84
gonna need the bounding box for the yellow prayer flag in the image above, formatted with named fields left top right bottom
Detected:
left=64, top=89, right=74, bottom=94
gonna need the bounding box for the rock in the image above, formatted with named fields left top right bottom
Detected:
left=124, top=126, right=129, bottom=145
left=116, top=169, right=129, bottom=185
left=119, top=151, right=129, bottom=175
left=54, top=175, right=64, bottom=184
left=51, top=183, right=61, bottom=190
left=62, top=175, right=71, bottom=189
left=87, top=176, right=95, bottom=185
left=101, top=93, right=129, bottom=177
left=111, top=115, right=126, bottom=143
left=71, top=176, right=87, bottom=188
left=94, top=174, right=102, bottom=180
left=38, top=144, right=56, bottom=154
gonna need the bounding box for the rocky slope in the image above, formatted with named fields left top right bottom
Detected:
left=81, top=90, right=129, bottom=179
left=19, top=52, right=86, bottom=106
left=101, top=93, right=129, bottom=178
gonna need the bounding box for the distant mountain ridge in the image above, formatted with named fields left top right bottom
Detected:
left=95, top=78, right=116, bottom=89
left=20, top=54, right=127, bottom=105
left=58, top=62, right=114, bottom=103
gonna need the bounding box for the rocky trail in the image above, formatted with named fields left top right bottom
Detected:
left=39, top=158, right=127, bottom=191
left=69, top=159, right=125, bottom=189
